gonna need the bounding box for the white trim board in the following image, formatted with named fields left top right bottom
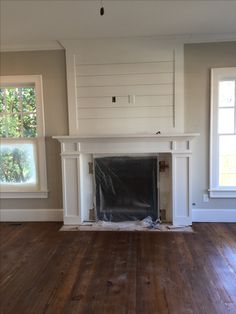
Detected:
left=192, top=208, right=236, bottom=222
left=1, top=208, right=235, bottom=223
left=0, top=209, right=63, bottom=222
left=1, top=33, right=236, bottom=52
left=0, top=40, right=63, bottom=52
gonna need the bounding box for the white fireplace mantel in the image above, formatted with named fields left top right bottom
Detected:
left=54, top=133, right=199, bottom=226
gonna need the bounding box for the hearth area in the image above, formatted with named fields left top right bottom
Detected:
left=94, top=156, right=158, bottom=222
left=54, top=133, right=198, bottom=226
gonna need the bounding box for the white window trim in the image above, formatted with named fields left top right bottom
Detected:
left=0, top=75, right=48, bottom=198
left=210, top=67, right=236, bottom=198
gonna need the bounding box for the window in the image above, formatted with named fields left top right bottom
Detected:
left=0, top=75, right=48, bottom=198
left=210, top=68, right=236, bottom=198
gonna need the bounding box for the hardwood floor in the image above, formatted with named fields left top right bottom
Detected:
left=0, top=223, right=236, bottom=314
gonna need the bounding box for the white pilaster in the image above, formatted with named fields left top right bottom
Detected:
left=172, top=154, right=192, bottom=225
left=61, top=156, right=81, bottom=224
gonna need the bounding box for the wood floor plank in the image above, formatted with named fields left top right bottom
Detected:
left=0, top=223, right=236, bottom=314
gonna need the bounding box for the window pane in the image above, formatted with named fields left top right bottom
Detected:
left=0, top=87, right=38, bottom=139
left=219, top=80, right=235, bottom=107
left=23, top=114, right=37, bottom=137
left=0, top=143, right=37, bottom=184
left=218, top=108, right=235, bottom=134
left=219, top=135, right=236, bottom=187
left=22, top=88, right=36, bottom=112
left=0, top=114, right=22, bottom=137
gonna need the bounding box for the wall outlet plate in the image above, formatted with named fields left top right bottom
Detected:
left=203, top=193, right=209, bottom=202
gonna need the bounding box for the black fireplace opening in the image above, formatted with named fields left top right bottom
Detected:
left=94, top=156, right=158, bottom=222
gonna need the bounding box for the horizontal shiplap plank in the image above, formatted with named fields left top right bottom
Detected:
left=77, top=95, right=173, bottom=108
left=77, top=73, right=173, bottom=87
left=77, top=84, right=173, bottom=98
left=77, top=117, right=174, bottom=135
left=77, top=106, right=173, bottom=119
left=76, top=62, right=173, bottom=76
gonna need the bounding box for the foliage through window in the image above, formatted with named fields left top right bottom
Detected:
left=0, top=143, right=36, bottom=184
left=0, top=87, right=37, bottom=138
left=0, top=76, right=47, bottom=198
left=0, top=86, right=38, bottom=184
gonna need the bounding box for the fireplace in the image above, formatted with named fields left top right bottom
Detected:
left=94, top=156, right=158, bottom=222
left=54, top=133, right=199, bottom=226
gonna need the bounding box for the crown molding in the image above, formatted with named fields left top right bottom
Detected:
left=59, top=33, right=236, bottom=50
left=184, top=32, right=236, bottom=43
left=1, top=33, right=236, bottom=52
left=0, top=40, right=64, bottom=52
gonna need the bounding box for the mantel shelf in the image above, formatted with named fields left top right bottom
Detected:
left=53, top=133, right=200, bottom=142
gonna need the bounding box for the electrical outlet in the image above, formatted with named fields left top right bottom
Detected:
left=203, top=193, right=209, bottom=202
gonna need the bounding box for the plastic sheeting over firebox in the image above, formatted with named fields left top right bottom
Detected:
left=94, top=156, right=159, bottom=222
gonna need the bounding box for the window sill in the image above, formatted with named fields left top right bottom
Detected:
left=209, top=189, right=236, bottom=198
left=0, top=191, right=49, bottom=199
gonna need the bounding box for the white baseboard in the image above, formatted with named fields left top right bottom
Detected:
left=192, top=208, right=236, bottom=222
left=1, top=208, right=235, bottom=223
left=0, top=209, right=63, bottom=222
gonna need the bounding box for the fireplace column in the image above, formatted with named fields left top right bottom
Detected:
left=172, top=153, right=191, bottom=225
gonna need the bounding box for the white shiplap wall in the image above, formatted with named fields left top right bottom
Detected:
left=62, top=38, right=184, bottom=135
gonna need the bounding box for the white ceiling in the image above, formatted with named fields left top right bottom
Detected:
left=1, top=0, right=236, bottom=49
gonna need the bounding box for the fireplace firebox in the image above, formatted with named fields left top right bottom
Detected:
left=94, top=156, right=158, bottom=222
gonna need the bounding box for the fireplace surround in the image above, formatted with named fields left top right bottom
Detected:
left=54, top=133, right=199, bottom=226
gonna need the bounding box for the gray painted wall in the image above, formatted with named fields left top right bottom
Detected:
left=0, top=50, right=68, bottom=209
left=1, top=43, right=236, bottom=213
left=185, top=41, right=236, bottom=209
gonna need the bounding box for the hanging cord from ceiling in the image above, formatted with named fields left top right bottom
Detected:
left=100, top=0, right=105, bottom=16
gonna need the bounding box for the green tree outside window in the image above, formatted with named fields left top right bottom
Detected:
left=0, top=87, right=37, bottom=184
